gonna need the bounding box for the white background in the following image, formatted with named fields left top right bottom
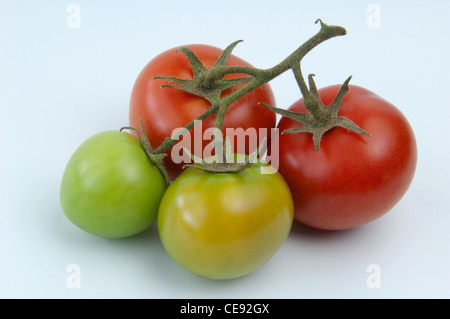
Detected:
left=1, top=0, right=449, bottom=299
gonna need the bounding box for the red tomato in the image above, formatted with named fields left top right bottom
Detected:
left=272, top=85, right=417, bottom=230
left=129, top=44, right=276, bottom=181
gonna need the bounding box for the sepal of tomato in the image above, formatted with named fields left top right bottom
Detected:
left=273, top=85, right=417, bottom=230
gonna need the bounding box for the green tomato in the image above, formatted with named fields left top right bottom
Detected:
left=60, top=130, right=167, bottom=238
left=157, top=159, right=294, bottom=280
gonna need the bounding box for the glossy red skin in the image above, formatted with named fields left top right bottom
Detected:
left=129, top=44, right=276, bottom=181
left=273, top=85, right=417, bottom=230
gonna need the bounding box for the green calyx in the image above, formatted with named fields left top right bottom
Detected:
left=260, top=74, right=371, bottom=153
left=154, top=40, right=253, bottom=107
left=181, top=137, right=266, bottom=174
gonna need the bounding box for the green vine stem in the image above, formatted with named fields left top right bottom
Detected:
left=152, top=19, right=346, bottom=154
left=120, top=121, right=170, bottom=186
left=148, top=19, right=367, bottom=172
left=260, top=70, right=370, bottom=152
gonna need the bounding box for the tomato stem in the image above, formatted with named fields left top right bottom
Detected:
left=260, top=74, right=371, bottom=152
left=154, top=20, right=346, bottom=153
left=151, top=19, right=366, bottom=169
left=120, top=121, right=170, bottom=186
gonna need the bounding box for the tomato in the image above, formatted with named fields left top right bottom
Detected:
left=129, top=44, right=276, bottom=181
left=157, top=158, right=294, bottom=280
left=272, top=85, right=417, bottom=230
left=60, top=131, right=167, bottom=238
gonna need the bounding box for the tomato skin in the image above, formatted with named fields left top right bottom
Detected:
left=157, top=160, right=294, bottom=280
left=60, top=131, right=167, bottom=238
left=129, top=44, right=276, bottom=181
left=273, top=85, right=417, bottom=230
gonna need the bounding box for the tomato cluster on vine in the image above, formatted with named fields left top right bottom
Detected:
left=60, top=20, right=417, bottom=280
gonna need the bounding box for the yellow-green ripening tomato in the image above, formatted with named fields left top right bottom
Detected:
left=157, top=160, right=294, bottom=280
left=60, top=131, right=167, bottom=238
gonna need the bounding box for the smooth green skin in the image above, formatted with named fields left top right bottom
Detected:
left=60, top=131, right=167, bottom=238
left=158, top=160, right=294, bottom=280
